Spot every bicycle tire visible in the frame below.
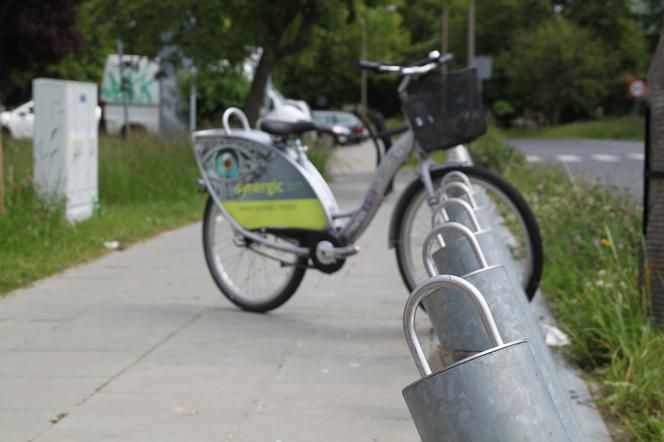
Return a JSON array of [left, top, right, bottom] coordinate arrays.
[[392, 165, 543, 301], [202, 196, 308, 312]]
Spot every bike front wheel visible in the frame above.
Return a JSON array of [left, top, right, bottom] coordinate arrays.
[[393, 165, 543, 300], [202, 196, 308, 312]]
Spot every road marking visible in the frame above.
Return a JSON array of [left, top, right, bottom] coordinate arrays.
[[591, 153, 620, 162], [555, 154, 581, 163], [627, 152, 645, 161], [526, 155, 542, 163]]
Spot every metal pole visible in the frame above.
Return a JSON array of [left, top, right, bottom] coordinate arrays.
[[0, 131, 4, 216], [115, 37, 130, 141], [441, 6, 449, 75], [360, 19, 368, 116], [190, 66, 197, 131], [467, 0, 476, 68]]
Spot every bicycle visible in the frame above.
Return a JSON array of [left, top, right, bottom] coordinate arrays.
[[193, 51, 543, 312]]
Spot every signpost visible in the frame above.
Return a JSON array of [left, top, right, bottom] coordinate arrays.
[[630, 80, 648, 100]]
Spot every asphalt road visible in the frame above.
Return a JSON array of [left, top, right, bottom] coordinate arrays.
[[508, 138, 645, 197]]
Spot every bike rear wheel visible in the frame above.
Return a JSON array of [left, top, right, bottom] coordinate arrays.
[[202, 196, 307, 312], [393, 165, 543, 300]]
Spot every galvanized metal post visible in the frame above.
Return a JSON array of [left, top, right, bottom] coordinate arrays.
[[190, 66, 197, 131], [115, 37, 130, 142]]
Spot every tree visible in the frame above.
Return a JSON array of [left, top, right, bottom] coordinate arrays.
[[0, 0, 83, 104], [503, 15, 610, 124], [234, 0, 342, 125], [553, 0, 650, 114], [274, 1, 411, 115], [0, 0, 83, 216]]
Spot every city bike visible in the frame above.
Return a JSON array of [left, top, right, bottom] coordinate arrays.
[[193, 51, 542, 312]]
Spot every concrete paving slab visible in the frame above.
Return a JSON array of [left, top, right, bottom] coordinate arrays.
[[35, 429, 225, 442], [255, 380, 410, 418], [0, 409, 61, 442], [0, 350, 137, 377], [0, 375, 105, 410], [52, 391, 250, 433], [232, 413, 416, 442]]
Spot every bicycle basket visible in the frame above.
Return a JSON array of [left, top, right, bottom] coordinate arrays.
[[400, 68, 486, 152]]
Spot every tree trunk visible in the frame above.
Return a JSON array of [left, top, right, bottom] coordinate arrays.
[[644, 2, 664, 327], [244, 48, 276, 127]]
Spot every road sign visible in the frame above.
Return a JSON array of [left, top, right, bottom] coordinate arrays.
[[630, 80, 648, 98]]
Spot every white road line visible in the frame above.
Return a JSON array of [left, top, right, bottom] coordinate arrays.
[[627, 152, 645, 161], [591, 153, 620, 162], [555, 154, 581, 163], [526, 154, 542, 163]]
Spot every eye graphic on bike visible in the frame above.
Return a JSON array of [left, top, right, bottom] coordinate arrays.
[[215, 149, 240, 179]]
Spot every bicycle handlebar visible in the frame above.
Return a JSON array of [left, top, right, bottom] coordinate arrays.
[[358, 52, 453, 76]]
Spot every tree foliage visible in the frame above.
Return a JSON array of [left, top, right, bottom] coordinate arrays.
[[0, 0, 660, 125], [0, 0, 83, 104], [275, 1, 411, 115], [503, 15, 610, 124]]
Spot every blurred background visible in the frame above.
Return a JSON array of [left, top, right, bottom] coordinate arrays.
[[0, 0, 660, 133]]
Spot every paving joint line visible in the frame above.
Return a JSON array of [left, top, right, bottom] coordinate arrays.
[[27, 309, 206, 442]]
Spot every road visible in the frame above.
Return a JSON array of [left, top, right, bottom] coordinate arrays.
[[508, 138, 645, 196]]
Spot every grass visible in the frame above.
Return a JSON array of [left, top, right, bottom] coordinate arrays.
[[469, 135, 663, 441], [0, 134, 205, 295], [499, 116, 645, 141]]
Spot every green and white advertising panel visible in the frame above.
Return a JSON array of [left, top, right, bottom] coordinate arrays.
[[194, 130, 337, 231]]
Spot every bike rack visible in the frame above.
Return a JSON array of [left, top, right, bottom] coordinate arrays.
[[402, 277, 572, 442], [419, 217, 581, 439]]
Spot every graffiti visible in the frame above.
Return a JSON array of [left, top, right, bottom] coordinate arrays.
[[101, 71, 156, 104]]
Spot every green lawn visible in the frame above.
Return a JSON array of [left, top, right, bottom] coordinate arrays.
[[0, 134, 206, 295], [500, 116, 645, 141]]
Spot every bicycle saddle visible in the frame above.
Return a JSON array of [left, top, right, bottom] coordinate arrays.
[[260, 119, 317, 136]]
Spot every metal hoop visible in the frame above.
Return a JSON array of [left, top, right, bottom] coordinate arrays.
[[403, 275, 504, 377], [422, 222, 489, 277]]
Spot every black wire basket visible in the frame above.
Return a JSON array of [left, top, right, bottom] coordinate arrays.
[[400, 68, 487, 152]]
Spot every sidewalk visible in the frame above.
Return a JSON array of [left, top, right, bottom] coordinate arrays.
[[0, 142, 610, 441], [1, 177, 421, 442]]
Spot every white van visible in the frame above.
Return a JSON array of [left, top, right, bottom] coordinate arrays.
[[101, 55, 176, 135]]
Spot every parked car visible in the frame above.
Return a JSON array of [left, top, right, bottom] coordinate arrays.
[[312, 110, 368, 145], [0, 101, 34, 139], [1, 100, 101, 139]]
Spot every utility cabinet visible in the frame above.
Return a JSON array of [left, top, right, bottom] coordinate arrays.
[[33, 79, 98, 222]]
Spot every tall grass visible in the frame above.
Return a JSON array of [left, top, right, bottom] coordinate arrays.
[[0, 134, 204, 294], [471, 134, 663, 441]]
